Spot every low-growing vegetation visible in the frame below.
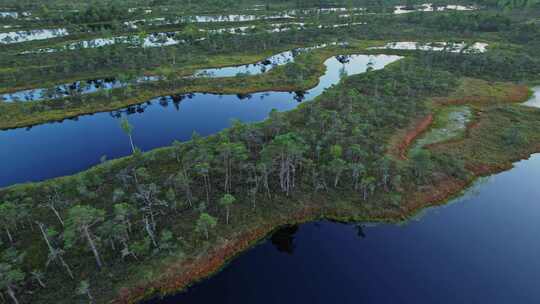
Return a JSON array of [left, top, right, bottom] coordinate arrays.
[[1, 1, 540, 303]]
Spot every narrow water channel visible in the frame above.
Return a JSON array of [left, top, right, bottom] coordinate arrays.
[[0, 54, 401, 187], [2, 44, 328, 102], [150, 153, 540, 304]]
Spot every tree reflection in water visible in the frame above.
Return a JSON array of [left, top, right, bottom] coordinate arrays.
[[355, 224, 366, 239], [270, 222, 366, 255], [270, 225, 299, 255]]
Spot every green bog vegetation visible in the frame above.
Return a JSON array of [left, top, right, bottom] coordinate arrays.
[[0, 0, 540, 303]]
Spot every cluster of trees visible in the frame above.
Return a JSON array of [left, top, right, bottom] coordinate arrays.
[[478, 0, 540, 9], [5, 5, 538, 93], [63, 4, 134, 24], [2, 3, 532, 91], [403, 12, 512, 32], [0, 58, 468, 302], [0, 20, 341, 90], [420, 48, 540, 82], [1, 3, 539, 302]]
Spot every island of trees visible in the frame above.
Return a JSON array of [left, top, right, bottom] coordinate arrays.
[[1, 0, 540, 303]]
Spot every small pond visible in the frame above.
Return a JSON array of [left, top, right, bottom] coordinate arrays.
[[0, 28, 68, 44]]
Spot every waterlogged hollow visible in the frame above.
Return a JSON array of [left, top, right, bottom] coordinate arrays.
[[202, 22, 306, 35], [194, 50, 297, 77], [201, 21, 364, 36], [149, 154, 540, 304], [523, 87, 540, 108], [0, 11, 31, 18], [0, 54, 402, 187], [124, 7, 363, 30], [413, 106, 472, 150], [194, 44, 338, 78], [123, 13, 295, 29], [0, 28, 68, 44], [23, 32, 185, 54], [191, 13, 295, 23], [369, 41, 488, 53], [394, 3, 476, 14], [1, 76, 160, 102]]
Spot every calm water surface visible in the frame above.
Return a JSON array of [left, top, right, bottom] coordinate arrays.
[[151, 154, 540, 304], [0, 54, 401, 187], [194, 43, 339, 78], [1, 76, 160, 103]]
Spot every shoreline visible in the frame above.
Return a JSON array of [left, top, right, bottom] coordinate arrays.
[[113, 145, 539, 304], [0, 43, 395, 130], [0, 53, 325, 130], [1, 50, 537, 304], [113, 84, 537, 303]]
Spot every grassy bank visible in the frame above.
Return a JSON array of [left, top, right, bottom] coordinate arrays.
[[1, 54, 540, 303], [0, 40, 383, 130]]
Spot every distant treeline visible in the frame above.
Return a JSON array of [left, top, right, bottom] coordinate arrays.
[[7, 0, 538, 13]]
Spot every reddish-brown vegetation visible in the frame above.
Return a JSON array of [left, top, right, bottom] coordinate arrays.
[[112, 82, 536, 304], [388, 114, 434, 160], [433, 84, 530, 106]]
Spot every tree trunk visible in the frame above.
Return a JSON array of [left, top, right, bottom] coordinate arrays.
[[263, 171, 271, 198], [204, 176, 210, 205], [36, 277, 46, 288], [7, 286, 19, 304], [49, 205, 64, 226], [5, 227, 13, 243], [86, 290, 94, 304], [224, 158, 229, 193], [122, 240, 138, 261], [126, 220, 132, 235], [129, 135, 136, 154], [144, 217, 158, 247], [226, 207, 230, 225], [148, 204, 157, 232], [84, 227, 103, 269], [363, 188, 367, 201], [186, 185, 193, 207], [133, 169, 140, 186], [37, 222, 74, 279], [59, 257, 75, 279]]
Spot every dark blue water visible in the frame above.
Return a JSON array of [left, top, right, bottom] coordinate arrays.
[[153, 154, 540, 304], [0, 54, 401, 187]]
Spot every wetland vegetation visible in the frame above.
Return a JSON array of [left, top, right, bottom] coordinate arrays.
[[1, 0, 540, 303]]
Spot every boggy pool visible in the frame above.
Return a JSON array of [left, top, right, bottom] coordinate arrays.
[[0, 54, 401, 187]]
